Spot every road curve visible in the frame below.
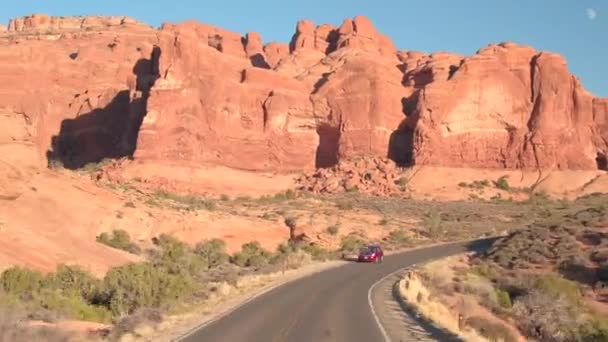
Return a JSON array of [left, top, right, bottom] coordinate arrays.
[[178, 238, 497, 342]]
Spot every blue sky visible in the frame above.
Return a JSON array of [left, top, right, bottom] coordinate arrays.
[[1, 0, 606, 96]]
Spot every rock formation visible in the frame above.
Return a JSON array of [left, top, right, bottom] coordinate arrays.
[[296, 157, 407, 196], [0, 13, 606, 178]]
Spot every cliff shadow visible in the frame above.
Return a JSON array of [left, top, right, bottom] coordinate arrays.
[[387, 91, 420, 167], [315, 123, 340, 168], [597, 152, 607, 171], [46, 47, 161, 169]]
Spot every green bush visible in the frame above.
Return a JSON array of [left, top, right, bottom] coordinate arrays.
[[230, 242, 272, 268], [534, 273, 582, 305], [35, 288, 111, 323], [326, 225, 339, 236], [43, 265, 101, 301], [300, 243, 333, 261], [96, 230, 140, 255], [152, 234, 206, 276], [101, 262, 195, 318], [339, 235, 365, 253], [1, 266, 112, 323], [194, 239, 229, 269], [495, 176, 510, 191], [0, 267, 43, 296], [494, 288, 512, 308]]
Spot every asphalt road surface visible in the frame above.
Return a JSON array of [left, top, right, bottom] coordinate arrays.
[[178, 238, 497, 342]]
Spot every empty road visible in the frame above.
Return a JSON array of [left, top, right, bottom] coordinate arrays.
[[178, 238, 497, 342]]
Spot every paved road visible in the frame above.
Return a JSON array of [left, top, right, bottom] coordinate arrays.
[[178, 238, 497, 342]]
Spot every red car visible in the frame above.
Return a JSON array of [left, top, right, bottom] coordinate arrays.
[[357, 244, 384, 263]]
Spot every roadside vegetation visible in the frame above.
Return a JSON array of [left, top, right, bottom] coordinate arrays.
[[6, 171, 607, 340], [407, 192, 608, 342]]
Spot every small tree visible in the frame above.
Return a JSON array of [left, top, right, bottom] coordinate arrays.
[[194, 239, 229, 269], [284, 217, 297, 241]]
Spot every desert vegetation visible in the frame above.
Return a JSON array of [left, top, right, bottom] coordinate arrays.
[[405, 193, 608, 342], [0, 231, 331, 340]]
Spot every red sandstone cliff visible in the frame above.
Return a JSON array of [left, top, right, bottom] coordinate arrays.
[[0, 13, 606, 174]]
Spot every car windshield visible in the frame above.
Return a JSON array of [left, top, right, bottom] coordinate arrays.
[[359, 247, 373, 254]]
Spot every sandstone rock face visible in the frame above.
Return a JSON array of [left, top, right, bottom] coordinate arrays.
[[0, 14, 605, 177], [0, 15, 159, 170], [405, 43, 608, 170], [7, 14, 149, 33]]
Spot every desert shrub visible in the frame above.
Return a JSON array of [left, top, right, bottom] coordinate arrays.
[[326, 225, 339, 236], [101, 262, 196, 318], [219, 194, 230, 201], [300, 243, 333, 261], [336, 200, 354, 210], [495, 288, 512, 309], [108, 308, 162, 339], [1, 266, 112, 323], [202, 264, 241, 286], [0, 267, 43, 297], [387, 229, 410, 246], [495, 176, 510, 191], [260, 212, 275, 220], [395, 177, 408, 191], [275, 189, 297, 201], [534, 273, 583, 305], [230, 242, 272, 268], [273, 250, 312, 270], [80, 159, 110, 174], [469, 263, 499, 279], [339, 235, 365, 253], [35, 288, 111, 323], [151, 234, 206, 276], [96, 229, 140, 255], [512, 288, 587, 342], [422, 211, 444, 239], [582, 315, 608, 342], [378, 218, 389, 226], [465, 316, 517, 342], [194, 239, 229, 269], [154, 191, 216, 211], [42, 264, 101, 302], [124, 201, 136, 208], [0, 308, 72, 342]]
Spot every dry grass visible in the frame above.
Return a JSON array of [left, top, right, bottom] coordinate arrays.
[[400, 256, 526, 342], [0, 308, 75, 342], [398, 268, 488, 341]]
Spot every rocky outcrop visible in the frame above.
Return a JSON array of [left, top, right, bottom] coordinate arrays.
[[0, 14, 605, 177], [406, 43, 608, 170], [7, 14, 149, 33], [0, 15, 159, 169], [295, 157, 407, 196]]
